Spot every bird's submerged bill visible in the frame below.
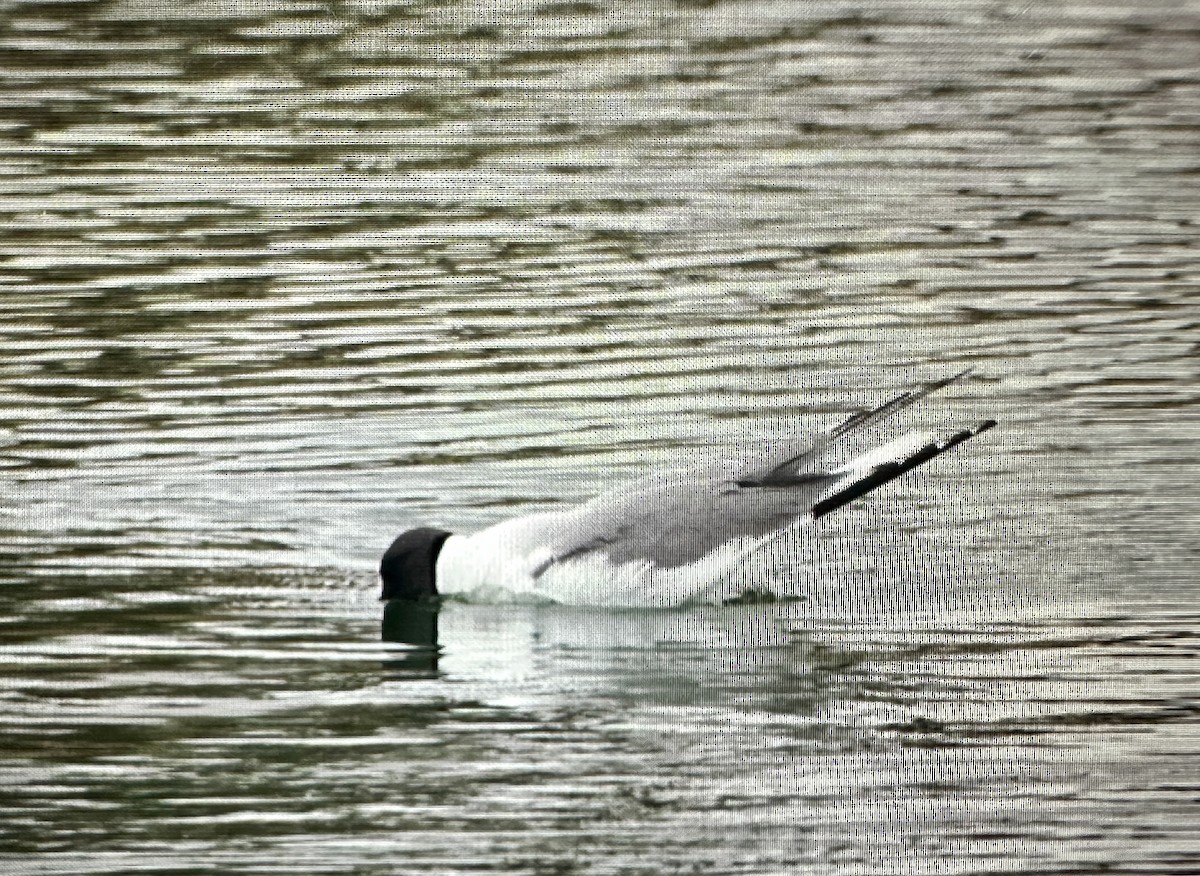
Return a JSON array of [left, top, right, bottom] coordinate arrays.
[[380, 372, 996, 607]]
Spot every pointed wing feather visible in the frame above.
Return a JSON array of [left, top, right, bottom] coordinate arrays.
[[500, 372, 991, 575], [738, 369, 974, 486], [829, 369, 972, 438], [812, 419, 996, 519]]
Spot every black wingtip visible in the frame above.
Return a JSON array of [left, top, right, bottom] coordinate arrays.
[[811, 416, 997, 520], [829, 369, 977, 440], [928, 367, 974, 392]]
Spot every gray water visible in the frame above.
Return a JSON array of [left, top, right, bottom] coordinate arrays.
[[1, 0, 1198, 872]]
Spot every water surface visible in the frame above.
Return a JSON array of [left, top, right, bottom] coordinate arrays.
[[1, 0, 1197, 872]]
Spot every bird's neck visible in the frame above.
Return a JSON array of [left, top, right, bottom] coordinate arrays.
[[435, 532, 545, 597]]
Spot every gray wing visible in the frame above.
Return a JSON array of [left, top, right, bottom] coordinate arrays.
[[523, 371, 993, 572], [536, 467, 840, 569]]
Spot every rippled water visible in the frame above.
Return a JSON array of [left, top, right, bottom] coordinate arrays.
[[1, 0, 1197, 872]]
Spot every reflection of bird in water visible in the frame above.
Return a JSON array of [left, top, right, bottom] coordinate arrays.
[[380, 598, 440, 669], [380, 372, 995, 607]]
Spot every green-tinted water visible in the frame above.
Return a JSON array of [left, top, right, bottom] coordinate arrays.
[[1, 0, 1197, 872]]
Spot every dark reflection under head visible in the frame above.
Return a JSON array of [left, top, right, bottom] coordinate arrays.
[[381, 598, 441, 675]]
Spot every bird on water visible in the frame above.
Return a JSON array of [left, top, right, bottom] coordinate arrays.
[[380, 371, 995, 606]]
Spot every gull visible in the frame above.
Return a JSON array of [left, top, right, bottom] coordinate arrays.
[[380, 371, 995, 605]]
